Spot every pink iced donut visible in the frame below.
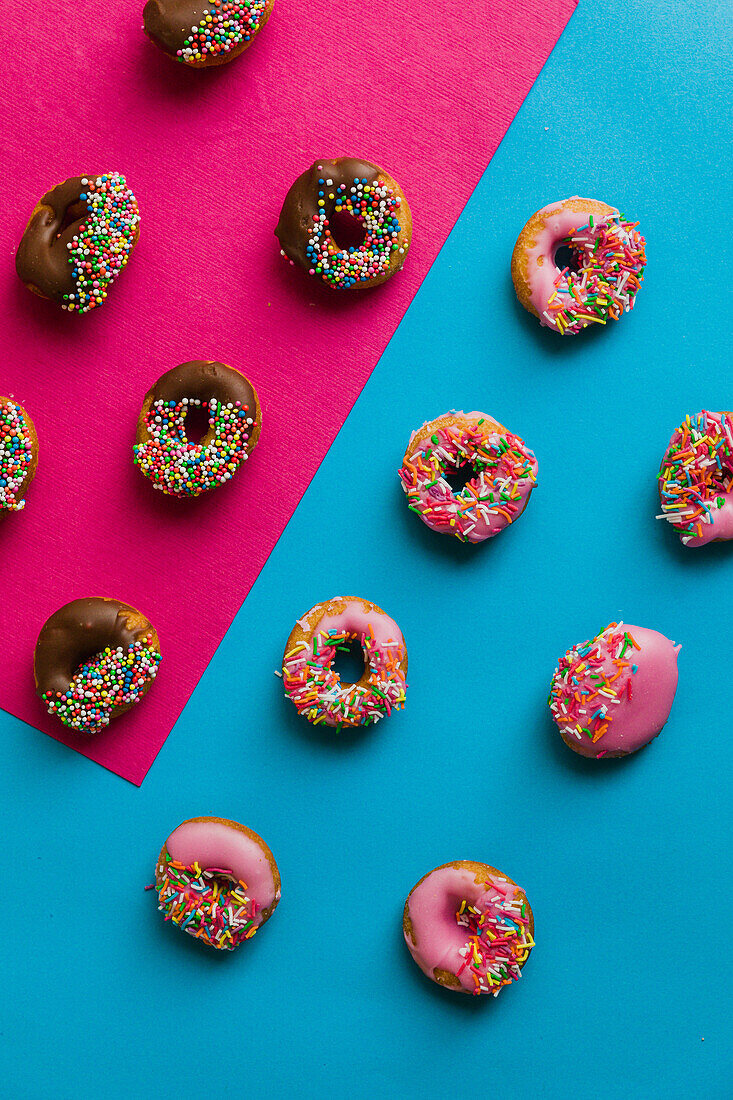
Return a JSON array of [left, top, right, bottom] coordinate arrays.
[[281, 596, 407, 728], [403, 861, 535, 997], [153, 816, 281, 950], [511, 197, 646, 335], [549, 623, 680, 758], [399, 411, 538, 543], [657, 410, 733, 547]]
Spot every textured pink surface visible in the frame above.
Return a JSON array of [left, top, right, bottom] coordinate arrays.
[[0, 0, 576, 784]]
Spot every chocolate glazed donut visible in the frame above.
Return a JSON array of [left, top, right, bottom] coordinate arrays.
[[15, 177, 88, 302], [143, 0, 274, 67], [34, 598, 160, 705], [134, 361, 261, 497], [275, 157, 412, 290], [16, 174, 140, 312]]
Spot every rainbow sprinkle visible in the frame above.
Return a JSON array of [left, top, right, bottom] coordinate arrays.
[[42, 636, 161, 734], [549, 623, 639, 746], [177, 0, 267, 64], [283, 627, 406, 727], [399, 416, 537, 542], [455, 887, 534, 996], [657, 410, 733, 544], [544, 213, 646, 334], [63, 174, 139, 313], [155, 854, 259, 949], [0, 400, 34, 511], [291, 172, 405, 288], [133, 397, 254, 497]]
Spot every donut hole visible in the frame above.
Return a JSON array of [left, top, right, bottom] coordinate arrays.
[[553, 242, 582, 274], [329, 210, 367, 252], [183, 401, 212, 445], [443, 461, 475, 496], [56, 199, 88, 238], [331, 636, 365, 685]]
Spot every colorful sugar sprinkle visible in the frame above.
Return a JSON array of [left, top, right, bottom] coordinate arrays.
[[133, 397, 254, 497], [548, 623, 639, 746], [286, 172, 406, 288], [0, 400, 34, 511], [455, 886, 534, 997], [399, 416, 537, 542], [544, 213, 646, 334], [283, 627, 406, 727], [155, 854, 260, 949], [657, 410, 733, 545], [63, 174, 139, 313], [42, 636, 161, 734], [177, 0, 268, 64]]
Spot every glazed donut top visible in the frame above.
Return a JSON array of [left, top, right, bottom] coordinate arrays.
[[399, 411, 538, 543], [0, 399, 36, 512], [143, 0, 269, 65], [282, 597, 407, 727], [520, 198, 646, 334], [404, 863, 534, 997], [155, 817, 281, 950], [34, 598, 161, 734], [275, 158, 408, 289], [549, 623, 680, 757], [133, 361, 259, 497], [16, 174, 139, 313], [657, 410, 733, 547]]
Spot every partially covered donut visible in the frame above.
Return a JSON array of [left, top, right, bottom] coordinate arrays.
[[0, 397, 38, 514], [399, 410, 538, 542], [403, 861, 535, 996], [511, 197, 646, 334], [276, 158, 411, 290], [16, 174, 140, 313], [143, 0, 274, 67], [549, 622, 680, 757], [153, 816, 281, 950], [133, 360, 261, 497], [657, 410, 733, 546], [282, 596, 407, 728], [34, 598, 161, 735]]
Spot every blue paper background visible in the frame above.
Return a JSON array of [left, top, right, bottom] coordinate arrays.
[[3, 0, 732, 1096]]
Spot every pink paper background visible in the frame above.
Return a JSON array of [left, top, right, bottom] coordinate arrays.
[[0, 0, 576, 784]]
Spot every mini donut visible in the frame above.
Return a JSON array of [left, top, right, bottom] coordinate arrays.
[[16, 174, 140, 313], [34, 597, 161, 735], [133, 360, 261, 497], [549, 622, 680, 758], [511, 197, 646, 334], [143, 0, 273, 67], [275, 158, 411, 290], [399, 410, 538, 543], [282, 596, 407, 728], [0, 397, 38, 514], [657, 410, 733, 547], [403, 861, 535, 997], [153, 816, 281, 950]]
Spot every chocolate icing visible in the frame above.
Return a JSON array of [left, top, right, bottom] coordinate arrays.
[[275, 158, 383, 270], [15, 176, 88, 302], [34, 598, 159, 698], [135, 360, 260, 446], [143, 1, 210, 56]]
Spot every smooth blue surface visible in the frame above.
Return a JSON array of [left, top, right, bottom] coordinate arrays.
[[3, 2, 732, 1096]]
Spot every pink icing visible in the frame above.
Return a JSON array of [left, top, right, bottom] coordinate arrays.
[[283, 598, 407, 727], [165, 819, 279, 911], [550, 624, 680, 757], [404, 865, 532, 996], [399, 411, 538, 543], [524, 200, 612, 323], [657, 410, 733, 547]]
